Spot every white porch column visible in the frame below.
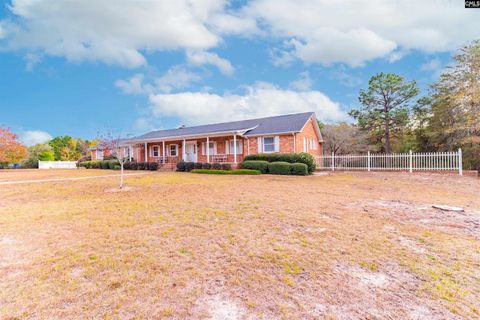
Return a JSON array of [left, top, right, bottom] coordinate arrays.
[[182, 139, 186, 161], [144, 142, 147, 161], [206, 136, 210, 163], [162, 141, 165, 164], [233, 133, 237, 164], [129, 146, 132, 161]]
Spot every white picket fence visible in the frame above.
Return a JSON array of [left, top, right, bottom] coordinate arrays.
[[38, 161, 77, 169], [315, 149, 463, 175]]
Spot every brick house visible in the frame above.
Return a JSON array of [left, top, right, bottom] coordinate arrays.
[[91, 112, 323, 168]]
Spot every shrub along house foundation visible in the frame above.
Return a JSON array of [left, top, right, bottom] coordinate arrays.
[[91, 112, 323, 170]]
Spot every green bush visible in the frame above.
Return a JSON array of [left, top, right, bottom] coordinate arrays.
[[185, 162, 195, 172], [202, 163, 211, 169], [130, 162, 138, 170], [113, 165, 121, 170], [221, 163, 231, 170], [241, 160, 269, 174], [108, 160, 119, 169], [79, 161, 90, 168], [191, 169, 261, 175], [243, 153, 315, 173], [176, 161, 186, 172], [137, 162, 145, 170], [211, 163, 222, 170], [148, 162, 159, 171], [268, 161, 292, 175], [291, 162, 308, 175], [90, 160, 101, 169], [100, 161, 109, 169], [194, 162, 203, 169]]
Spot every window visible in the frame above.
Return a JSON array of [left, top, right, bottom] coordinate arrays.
[[169, 144, 178, 156], [152, 146, 159, 157], [96, 149, 104, 160], [263, 137, 275, 153], [229, 140, 243, 154], [203, 141, 216, 155]]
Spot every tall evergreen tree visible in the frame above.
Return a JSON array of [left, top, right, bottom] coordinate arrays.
[[350, 73, 419, 153]]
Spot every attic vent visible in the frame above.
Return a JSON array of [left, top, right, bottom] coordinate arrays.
[[178, 124, 186, 129]]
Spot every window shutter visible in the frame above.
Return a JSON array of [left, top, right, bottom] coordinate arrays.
[[274, 136, 280, 152], [257, 137, 262, 153]]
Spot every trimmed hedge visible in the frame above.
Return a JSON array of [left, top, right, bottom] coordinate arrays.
[[176, 161, 186, 172], [267, 161, 292, 175], [191, 169, 261, 175], [194, 162, 203, 169], [291, 162, 308, 175], [221, 163, 231, 170], [202, 163, 211, 169], [241, 160, 269, 174], [211, 163, 222, 170], [185, 162, 195, 172], [243, 153, 315, 173]]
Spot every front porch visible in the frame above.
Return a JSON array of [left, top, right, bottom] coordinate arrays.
[[128, 134, 251, 170]]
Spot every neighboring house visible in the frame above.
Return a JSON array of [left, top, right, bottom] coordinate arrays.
[[91, 112, 323, 168]]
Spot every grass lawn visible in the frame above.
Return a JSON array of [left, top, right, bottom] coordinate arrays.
[[1, 170, 479, 319]]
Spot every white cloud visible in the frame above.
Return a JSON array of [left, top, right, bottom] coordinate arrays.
[[147, 82, 349, 125], [330, 68, 363, 88], [155, 66, 201, 92], [244, 0, 480, 66], [116, 66, 201, 95], [24, 52, 42, 72], [186, 50, 234, 75], [289, 71, 313, 91], [115, 74, 152, 95], [20, 130, 52, 146], [0, 0, 245, 68], [420, 58, 441, 72]]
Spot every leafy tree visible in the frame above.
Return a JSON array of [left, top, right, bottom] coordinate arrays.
[[48, 136, 82, 161], [349, 73, 419, 153], [0, 127, 28, 164], [23, 143, 55, 168], [321, 123, 371, 154], [423, 40, 480, 169]]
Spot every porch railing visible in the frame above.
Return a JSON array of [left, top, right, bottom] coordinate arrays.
[[315, 149, 463, 175]]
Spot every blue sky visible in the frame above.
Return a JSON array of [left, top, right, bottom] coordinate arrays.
[[0, 0, 478, 145]]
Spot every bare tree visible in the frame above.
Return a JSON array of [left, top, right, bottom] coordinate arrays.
[[321, 123, 371, 155], [98, 132, 129, 189]]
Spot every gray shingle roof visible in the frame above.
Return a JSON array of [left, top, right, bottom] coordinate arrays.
[[127, 112, 315, 141]]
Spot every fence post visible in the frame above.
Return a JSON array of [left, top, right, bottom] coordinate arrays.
[[458, 148, 462, 176], [409, 150, 413, 173], [367, 151, 371, 172], [331, 152, 335, 171]]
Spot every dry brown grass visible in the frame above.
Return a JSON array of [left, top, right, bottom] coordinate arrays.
[[0, 170, 479, 319]]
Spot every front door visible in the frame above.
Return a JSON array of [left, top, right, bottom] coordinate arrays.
[[185, 142, 197, 162]]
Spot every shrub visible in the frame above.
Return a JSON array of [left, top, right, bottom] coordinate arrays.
[[244, 153, 315, 173], [79, 161, 90, 168], [184, 162, 195, 172], [123, 161, 131, 170], [148, 162, 159, 171], [268, 161, 292, 175], [113, 165, 121, 170], [194, 162, 203, 169], [176, 161, 186, 172], [130, 162, 138, 170], [191, 169, 261, 175], [211, 163, 222, 170], [202, 163, 211, 169], [221, 163, 231, 170], [291, 163, 308, 175], [137, 162, 145, 170], [90, 161, 101, 169], [241, 160, 269, 174], [100, 161, 109, 169], [108, 160, 119, 169]]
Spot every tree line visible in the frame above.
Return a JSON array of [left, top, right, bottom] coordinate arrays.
[[321, 40, 479, 170]]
